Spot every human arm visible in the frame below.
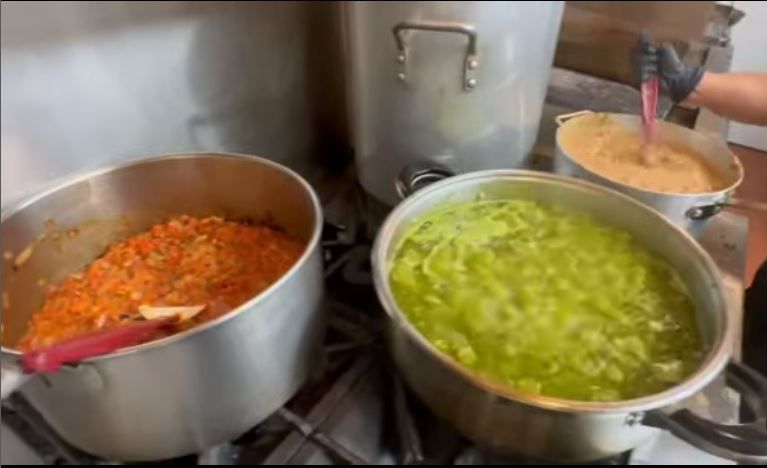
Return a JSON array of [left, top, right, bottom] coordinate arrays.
[[685, 72, 767, 126], [636, 32, 767, 125]]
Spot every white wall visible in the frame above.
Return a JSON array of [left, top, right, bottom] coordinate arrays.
[[727, 1, 767, 150]]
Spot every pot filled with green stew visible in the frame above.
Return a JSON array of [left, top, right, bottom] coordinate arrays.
[[372, 169, 767, 463]]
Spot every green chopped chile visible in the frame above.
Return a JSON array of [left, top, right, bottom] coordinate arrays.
[[389, 199, 702, 401]]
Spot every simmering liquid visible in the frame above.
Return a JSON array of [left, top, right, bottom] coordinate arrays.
[[390, 199, 703, 401]]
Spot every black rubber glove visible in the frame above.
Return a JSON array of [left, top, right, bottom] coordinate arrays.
[[635, 31, 704, 103]]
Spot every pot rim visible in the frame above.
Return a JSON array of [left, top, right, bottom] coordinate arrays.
[[555, 112, 745, 198], [1, 152, 323, 361], [372, 169, 732, 414]]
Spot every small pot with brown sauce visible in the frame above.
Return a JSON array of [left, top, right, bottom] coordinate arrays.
[[553, 111, 749, 234]]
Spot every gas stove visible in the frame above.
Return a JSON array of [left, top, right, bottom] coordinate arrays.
[[0, 173, 748, 465]]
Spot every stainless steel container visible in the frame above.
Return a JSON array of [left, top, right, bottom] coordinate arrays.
[[1, 2, 348, 208], [345, 1, 564, 205], [0, 153, 325, 461], [372, 169, 767, 463], [553, 112, 745, 233]]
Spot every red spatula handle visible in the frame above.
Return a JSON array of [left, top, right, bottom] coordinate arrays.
[[641, 75, 660, 143], [22, 318, 173, 373]]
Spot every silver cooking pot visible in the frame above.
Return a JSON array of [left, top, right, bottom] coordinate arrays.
[[373, 167, 767, 463], [0, 153, 325, 461], [552, 111, 764, 235]]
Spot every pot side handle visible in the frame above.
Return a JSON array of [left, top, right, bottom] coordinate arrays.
[[643, 361, 767, 464], [686, 198, 767, 220], [554, 110, 594, 127], [395, 162, 455, 199], [392, 21, 478, 92]]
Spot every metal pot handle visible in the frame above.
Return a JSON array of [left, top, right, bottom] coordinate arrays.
[[395, 162, 455, 199], [1, 365, 31, 400], [554, 110, 594, 127], [686, 198, 767, 220], [392, 21, 478, 91], [643, 361, 767, 463]]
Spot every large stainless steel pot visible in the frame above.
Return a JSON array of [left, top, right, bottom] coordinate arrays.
[[553, 112, 750, 235], [372, 169, 767, 463], [0, 153, 325, 461], [345, 1, 564, 205]]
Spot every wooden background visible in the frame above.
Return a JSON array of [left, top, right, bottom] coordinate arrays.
[[554, 1, 715, 85]]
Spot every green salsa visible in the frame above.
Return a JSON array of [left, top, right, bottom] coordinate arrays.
[[390, 198, 702, 401]]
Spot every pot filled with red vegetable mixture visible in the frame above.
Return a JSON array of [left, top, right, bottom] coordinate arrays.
[[373, 169, 767, 463], [0, 153, 325, 461]]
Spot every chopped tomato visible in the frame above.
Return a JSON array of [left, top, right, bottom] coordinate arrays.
[[18, 216, 305, 350]]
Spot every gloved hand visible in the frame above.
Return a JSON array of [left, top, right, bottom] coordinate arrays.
[[635, 31, 704, 103]]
